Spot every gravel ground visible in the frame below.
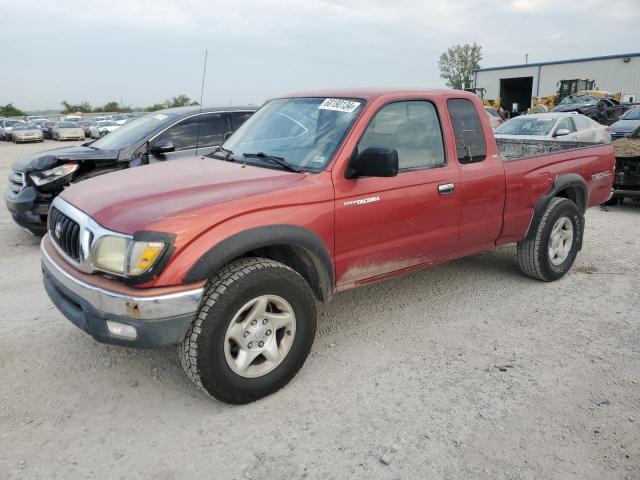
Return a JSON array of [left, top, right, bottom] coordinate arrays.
[[0, 140, 638, 480]]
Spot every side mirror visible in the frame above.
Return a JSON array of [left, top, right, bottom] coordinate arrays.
[[554, 128, 571, 137], [223, 131, 234, 141], [348, 146, 399, 179], [150, 138, 175, 154]]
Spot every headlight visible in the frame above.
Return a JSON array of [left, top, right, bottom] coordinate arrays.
[[29, 162, 78, 186], [92, 236, 166, 277]]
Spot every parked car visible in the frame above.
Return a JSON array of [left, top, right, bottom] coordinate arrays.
[[494, 112, 611, 143], [77, 121, 92, 138], [40, 121, 57, 139], [484, 106, 503, 129], [6, 106, 257, 234], [52, 122, 85, 141], [38, 89, 615, 403], [1, 119, 26, 141], [606, 106, 640, 205], [63, 115, 83, 123], [11, 123, 44, 143], [610, 105, 640, 139], [32, 118, 51, 129], [552, 93, 627, 125], [111, 114, 129, 125], [89, 120, 120, 138], [92, 116, 113, 123]]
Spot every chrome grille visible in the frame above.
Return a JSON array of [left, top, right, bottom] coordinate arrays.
[[48, 206, 81, 260], [6, 170, 24, 199]]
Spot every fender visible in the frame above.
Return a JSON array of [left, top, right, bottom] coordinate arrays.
[[524, 173, 588, 248], [182, 225, 334, 301]]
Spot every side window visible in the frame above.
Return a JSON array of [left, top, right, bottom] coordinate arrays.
[[230, 111, 254, 130], [358, 101, 445, 170], [157, 113, 228, 150], [196, 113, 229, 147], [447, 99, 487, 164], [556, 117, 575, 132], [573, 116, 591, 130]]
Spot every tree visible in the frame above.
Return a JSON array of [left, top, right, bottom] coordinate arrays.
[[145, 103, 167, 112], [438, 43, 482, 90], [0, 103, 25, 117], [61, 100, 93, 113], [166, 94, 199, 108]]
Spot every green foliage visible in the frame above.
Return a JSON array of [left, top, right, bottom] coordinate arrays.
[[0, 103, 25, 117], [61, 100, 93, 113], [165, 94, 199, 108], [145, 103, 168, 112], [96, 101, 133, 113], [438, 43, 482, 90]]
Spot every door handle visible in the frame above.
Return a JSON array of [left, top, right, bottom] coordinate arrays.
[[438, 183, 455, 195]]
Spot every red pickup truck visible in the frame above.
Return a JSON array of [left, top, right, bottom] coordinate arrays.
[[41, 89, 615, 403]]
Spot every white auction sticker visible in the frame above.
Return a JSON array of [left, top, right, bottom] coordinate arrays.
[[154, 114, 168, 120], [318, 98, 361, 113]]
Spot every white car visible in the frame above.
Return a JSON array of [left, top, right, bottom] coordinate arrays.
[[484, 106, 503, 129], [1, 119, 26, 141], [494, 112, 611, 143], [89, 120, 120, 138]]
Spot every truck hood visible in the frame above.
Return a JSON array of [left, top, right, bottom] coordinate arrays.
[[60, 157, 306, 234], [12, 145, 120, 173]]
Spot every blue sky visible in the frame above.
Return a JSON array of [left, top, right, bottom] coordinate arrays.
[[1, 0, 638, 110]]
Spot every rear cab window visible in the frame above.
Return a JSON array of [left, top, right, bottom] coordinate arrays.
[[447, 99, 487, 164]]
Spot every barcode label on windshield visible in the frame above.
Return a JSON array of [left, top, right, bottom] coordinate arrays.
[[319, 98, 361, 113]]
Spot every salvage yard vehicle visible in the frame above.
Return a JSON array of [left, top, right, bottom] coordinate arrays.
[[494, 112, 611, 143], [11, 123, 44, 143], [52, 122, 85, 141], [552, 93, 627, 125], [39, 89, 615, 404], [89, 120, 120, 138], [606, 106, 640, 204], [1, 119, 26, 141], [5, 106, 257, 234]]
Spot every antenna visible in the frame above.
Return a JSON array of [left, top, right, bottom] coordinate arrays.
[[195, 49, 208, 157]]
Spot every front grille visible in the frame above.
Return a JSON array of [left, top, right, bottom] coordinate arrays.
[[6, 170, 24, 199], [48, 206, 81, 260], [611, 132, 631, 139]]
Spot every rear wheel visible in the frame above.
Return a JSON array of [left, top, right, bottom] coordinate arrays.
[[517, 197, 582, 281], [179, 257, 317, 404]]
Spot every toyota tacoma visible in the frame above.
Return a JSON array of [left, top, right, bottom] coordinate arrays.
[[40, 89, 615, 404]]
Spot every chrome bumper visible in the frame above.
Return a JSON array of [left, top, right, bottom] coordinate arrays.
[[41, 239, 203, 321]]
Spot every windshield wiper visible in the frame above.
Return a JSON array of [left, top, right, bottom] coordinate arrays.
[[208, 145, 235, 161], [242, 152, 300, 172]]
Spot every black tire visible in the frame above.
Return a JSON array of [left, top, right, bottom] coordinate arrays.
[[179, 257, 317, 404], [517, 197, 582, 281], [603, 194, 624, 206]]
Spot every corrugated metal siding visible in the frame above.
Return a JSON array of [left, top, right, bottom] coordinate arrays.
[[538, 57, 640, 98], [474, 56, 640, 100]]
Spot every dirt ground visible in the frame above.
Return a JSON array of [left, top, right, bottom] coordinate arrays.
[[0, 140, 638, 480]]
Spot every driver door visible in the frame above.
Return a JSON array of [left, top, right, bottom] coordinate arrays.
[[333, 100, 462, 287]]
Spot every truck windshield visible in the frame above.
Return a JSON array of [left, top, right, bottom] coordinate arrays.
[[495, 116, 557, 136], [221, 97, 365, 172], [90, 112, 178, 150]]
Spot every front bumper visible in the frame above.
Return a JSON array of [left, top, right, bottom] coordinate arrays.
[[5, 184, 49, 235], [41, 236, 204, 348]]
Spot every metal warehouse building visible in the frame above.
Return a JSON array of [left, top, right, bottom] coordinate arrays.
[[473, 52, 640, 114]]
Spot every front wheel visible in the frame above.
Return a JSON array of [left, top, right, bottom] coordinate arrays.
[[517, 197, 582, 281], [179, 257, 317, 404]]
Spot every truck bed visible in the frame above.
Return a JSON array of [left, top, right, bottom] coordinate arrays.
[[496, 138, 602, 161], [496, 142, 616, 244]]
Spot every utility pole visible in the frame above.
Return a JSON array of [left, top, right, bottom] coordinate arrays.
[[525, 53, 528, 64]]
